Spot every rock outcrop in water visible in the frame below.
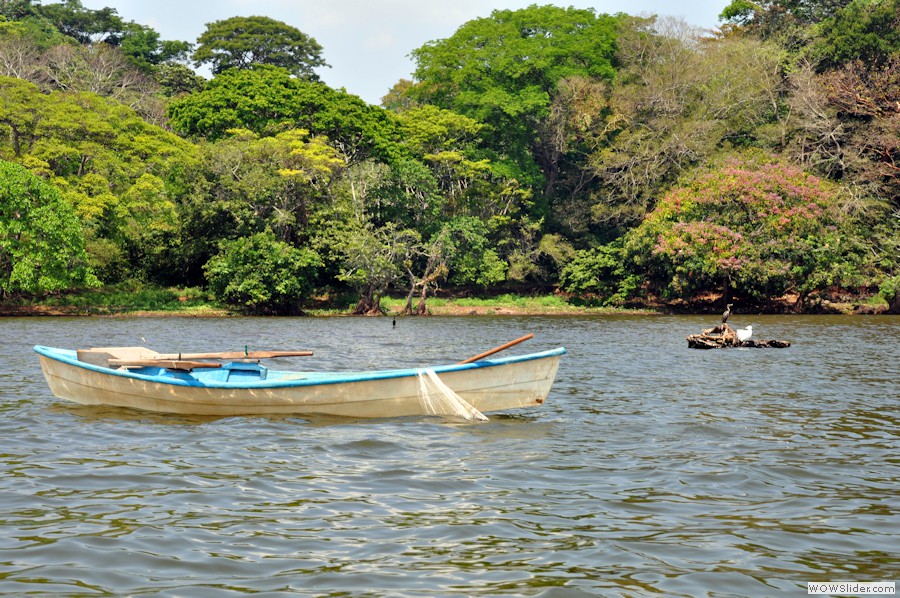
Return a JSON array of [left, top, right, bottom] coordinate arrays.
[[687, 323, 791, 350]]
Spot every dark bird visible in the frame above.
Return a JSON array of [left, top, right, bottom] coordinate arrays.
[[392, 317, 396, 328], [721, 303, 733, 324]]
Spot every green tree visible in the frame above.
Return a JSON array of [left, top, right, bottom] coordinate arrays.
[[36, 0, 124, 45], [192, 16, 327, 79], [440, 217, 508, 287], [0, 159, 98, 298], [392, 104, 552, 284], [380, 78, 418, 113], [1, 0, 191, 71], [410, 4, 619, 187], [177, 128, 343, 287], [0, 10, 72, 50], [167, 66, 400, 164], [337, 222, 416, 315], [204, 231, 321, 315], [119, 21, 192, 72], [559, 241, 638, 306], [153, 61, 205, 97], [0, 76, 199, 283], [719, 0, 852, 33], [880, 275, 900, 312], [399, 229, 446, 316], [813, 0, 900, 69], [0, 76, 45, 158], [195, 128, 341, 233], [0, 0, 39, 20], [394, 104, 489, 222]]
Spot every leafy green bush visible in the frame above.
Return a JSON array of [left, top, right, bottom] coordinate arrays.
[[204, 232, 322, 314], [0, 160, 98, 299], [880, 275, 900, 313], [559, 242, 639, 306], [443, 217, 508, 287], [624, 153, 865, 303]]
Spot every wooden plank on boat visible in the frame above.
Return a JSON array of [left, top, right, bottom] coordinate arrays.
[[78, 347, 160, 366], [78, 346, 311, 368], [110, 359, 223, 370]]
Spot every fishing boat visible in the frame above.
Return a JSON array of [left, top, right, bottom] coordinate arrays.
[[33, 336, 565, 419]]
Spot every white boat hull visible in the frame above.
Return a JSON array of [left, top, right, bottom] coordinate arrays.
[[35, 346, 564, 418]]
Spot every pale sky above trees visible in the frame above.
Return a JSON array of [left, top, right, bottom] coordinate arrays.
[[77, 0, 729, 104]]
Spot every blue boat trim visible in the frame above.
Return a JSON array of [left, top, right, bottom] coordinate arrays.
[[33, 345, 567, 389]]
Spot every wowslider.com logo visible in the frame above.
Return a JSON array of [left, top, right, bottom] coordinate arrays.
[[808, 582, 895, 595]]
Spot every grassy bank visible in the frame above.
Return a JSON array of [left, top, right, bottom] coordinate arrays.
[[374, 294, 647, 316], [2, 284, 889, 317], [1, 284, 228, 316], [3, 285, 652, 317]]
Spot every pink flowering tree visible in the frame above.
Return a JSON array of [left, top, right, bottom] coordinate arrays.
[[624, 153, 865, 305]]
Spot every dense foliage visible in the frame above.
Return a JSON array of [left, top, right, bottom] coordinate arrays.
[[203, 231, 321, 315], [409, 5, 619, 190], [0, 2, 897, 313], [0, 75, 199, 283], [192, 16, 327, 79], [624, 153, 866, 306], [0, 159, 97, 297]]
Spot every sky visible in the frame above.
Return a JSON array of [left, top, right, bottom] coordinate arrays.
[[79, 0, 732, 105]]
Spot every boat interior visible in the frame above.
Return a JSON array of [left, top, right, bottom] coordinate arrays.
[[75, 346, 271, 381]]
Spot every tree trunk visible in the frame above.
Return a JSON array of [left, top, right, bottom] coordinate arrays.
[[353, 287, 383, 315], [401, 264, 418, 316], [414, 284, 429, 316], [890, 286, 900, 314], [401, 284, 416, 316], [9, 125, 21, 157]]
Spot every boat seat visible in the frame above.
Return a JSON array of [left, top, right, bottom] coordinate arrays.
[[77, 346, 160, 367]]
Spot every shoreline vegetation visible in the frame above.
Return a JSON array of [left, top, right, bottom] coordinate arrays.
[[2, 5, 899, 319], [0, 285, 892, 318]]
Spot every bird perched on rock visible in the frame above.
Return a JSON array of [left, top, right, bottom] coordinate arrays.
[[722, 303, 733, 324], [736, 325, 753, 342]]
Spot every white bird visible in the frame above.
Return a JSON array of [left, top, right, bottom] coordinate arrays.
[[736, 325, 753, 342]]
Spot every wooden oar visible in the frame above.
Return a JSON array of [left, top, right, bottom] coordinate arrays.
[[153, 350, 313, 360], [457, 333, 534, 364], [110, 359, 223, 370]]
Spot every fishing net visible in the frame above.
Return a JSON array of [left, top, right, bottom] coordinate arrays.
[[417, 369, 488, 422]]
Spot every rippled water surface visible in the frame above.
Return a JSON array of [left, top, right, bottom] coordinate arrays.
[[2, 315, 898, 596]]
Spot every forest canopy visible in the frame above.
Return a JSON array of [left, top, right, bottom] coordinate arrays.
[[0, 1, 898, 313]]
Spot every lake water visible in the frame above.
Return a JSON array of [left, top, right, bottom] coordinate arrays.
[[1, 315, 898, 597]]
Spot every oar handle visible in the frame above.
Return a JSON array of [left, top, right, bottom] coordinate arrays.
[[457, 333, 534, 364]]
